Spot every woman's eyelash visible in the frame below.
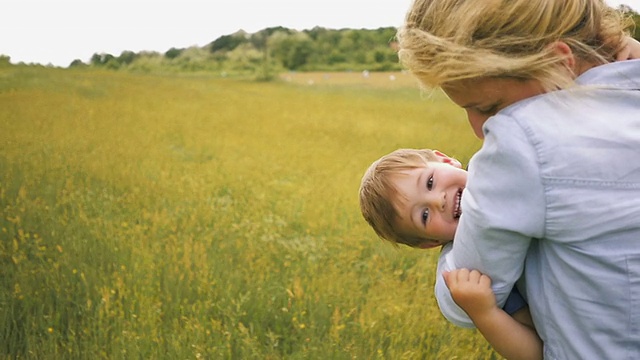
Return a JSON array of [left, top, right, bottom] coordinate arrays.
[[478, 105, 498, 115]]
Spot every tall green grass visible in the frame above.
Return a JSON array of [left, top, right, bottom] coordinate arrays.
[[0, 66, 496, 359]]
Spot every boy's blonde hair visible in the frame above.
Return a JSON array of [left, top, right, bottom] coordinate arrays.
[[359, 148, 440, 247], [397, 0, 633, 91]]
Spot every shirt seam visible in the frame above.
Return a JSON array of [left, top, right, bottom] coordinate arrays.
[[542, 177, 640, 189]]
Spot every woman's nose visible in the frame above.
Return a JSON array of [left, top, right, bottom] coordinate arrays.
[[466, 111, 487, 139]]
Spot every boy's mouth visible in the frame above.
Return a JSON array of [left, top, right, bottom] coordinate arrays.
[[453, 188, 463, 219]]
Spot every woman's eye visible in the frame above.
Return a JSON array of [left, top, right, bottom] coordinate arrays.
[[477, 105, 498, 115], [426, 176, 434, 190], [422, 209, 430, 225]]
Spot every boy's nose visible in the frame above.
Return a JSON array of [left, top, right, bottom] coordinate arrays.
[[434, 192, 446, 212]]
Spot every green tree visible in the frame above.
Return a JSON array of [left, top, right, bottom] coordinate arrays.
[[90, 53, 115, 67], [617, 5, 640, 40], [226, 43, 262, 71], [271, 32, 313, 70], [118, 51, 137, 65], [210, 32, 248, 52], [164, 47, 183, 59], [0, 55, 11, 67], [69, 59, 87, 68], [79, 26, 405, 73]]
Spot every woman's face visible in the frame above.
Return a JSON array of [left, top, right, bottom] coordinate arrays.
[[443, 77, 545, 139]]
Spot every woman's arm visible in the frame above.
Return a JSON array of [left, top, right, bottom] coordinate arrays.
[[438, 115, 545, 318], [444, 269, 542, 360]]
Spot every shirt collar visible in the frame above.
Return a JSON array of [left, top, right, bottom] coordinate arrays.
[[576, 59, 640, 90]]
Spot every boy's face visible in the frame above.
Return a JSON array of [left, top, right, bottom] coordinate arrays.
[[391, 162, 467, 248]]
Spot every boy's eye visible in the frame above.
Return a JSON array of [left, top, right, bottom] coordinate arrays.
[[422, 209, 430, 225], [426, 175, 434, 190]]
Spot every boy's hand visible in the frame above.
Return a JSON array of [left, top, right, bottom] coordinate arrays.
[[616, 36, 640, 61], [443, 268, 498, 318]]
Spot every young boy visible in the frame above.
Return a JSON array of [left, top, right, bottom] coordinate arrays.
[[359, 148, 541, 360]]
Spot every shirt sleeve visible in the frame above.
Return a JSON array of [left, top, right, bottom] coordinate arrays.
[[434, 242, 476, 327], [434, 113, 546, 326]]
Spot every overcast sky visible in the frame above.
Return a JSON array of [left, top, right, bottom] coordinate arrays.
[[3, 0, 639, 67]]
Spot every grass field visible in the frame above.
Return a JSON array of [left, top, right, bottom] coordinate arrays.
[[0, 65, 498, 359]]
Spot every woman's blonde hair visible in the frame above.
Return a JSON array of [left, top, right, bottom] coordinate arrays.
[[359, 148, 440, 248], [397, 0, 633, 91]]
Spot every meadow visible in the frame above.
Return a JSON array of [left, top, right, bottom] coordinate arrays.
[[0, 65, 498, 359]]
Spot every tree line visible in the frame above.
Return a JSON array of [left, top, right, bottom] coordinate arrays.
[[62, 5, 639, 77], [69, 26, 402, 79]]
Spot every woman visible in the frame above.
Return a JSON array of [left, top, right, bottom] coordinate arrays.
[[396, 0, 640, 358]]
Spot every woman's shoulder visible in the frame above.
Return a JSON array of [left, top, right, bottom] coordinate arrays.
[[576, 59, 640, 88]]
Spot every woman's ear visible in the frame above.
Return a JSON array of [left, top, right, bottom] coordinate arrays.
[[434, 150, 462, 169], [548, 41, 576, 73]]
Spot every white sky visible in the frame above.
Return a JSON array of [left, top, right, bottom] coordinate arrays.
[[3, 0, 639, 67]]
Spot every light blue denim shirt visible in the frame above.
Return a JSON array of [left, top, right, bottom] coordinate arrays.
[[435, 60, 640, 359]]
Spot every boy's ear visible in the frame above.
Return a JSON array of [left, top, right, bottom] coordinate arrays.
[[434, 150, 462, 169]]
